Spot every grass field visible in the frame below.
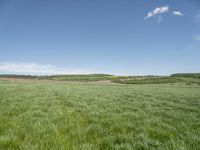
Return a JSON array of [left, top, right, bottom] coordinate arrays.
[[0, 79, 200, 150]]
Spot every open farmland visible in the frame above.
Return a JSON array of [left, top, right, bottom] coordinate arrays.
[[0, 79, 200, 150]]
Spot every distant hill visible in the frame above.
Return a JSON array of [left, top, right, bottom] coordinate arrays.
[[43, 74, 115, 81], [0, 74, 37, 79], [171, 73, 200, 78], [1, 73, 200, 84], [0, 74, 115, 81]]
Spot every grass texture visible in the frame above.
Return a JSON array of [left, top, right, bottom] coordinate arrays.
[[0, 80, 200, 150]]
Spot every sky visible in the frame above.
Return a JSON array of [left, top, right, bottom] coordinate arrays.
[[0, 0, 200, 75]]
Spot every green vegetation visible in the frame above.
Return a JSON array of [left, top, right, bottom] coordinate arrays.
[[47, 74, 115, 81], [0, 74, 115, 81], [171, 73, 200, 78], [0, 74, 37, 79], [1, 73, 200, 84], [0, 80, 200, 150], [111, 77, 181, 84]]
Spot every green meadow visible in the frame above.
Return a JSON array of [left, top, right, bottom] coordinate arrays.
[[0, 78, 200, 150]]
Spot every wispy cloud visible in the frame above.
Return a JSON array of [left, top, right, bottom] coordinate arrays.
[[144, 6, 183, 22], [192, 35, 200, 49], [157, 15, 163, 24], [195, 12, 200, 23], [0, 62, 94, 75], [172, 11, 183, 16], [144, 6, 169, 20], [194, 35, 200, 42]]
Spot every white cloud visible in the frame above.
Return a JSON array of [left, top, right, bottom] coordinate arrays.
[[144, 6, 169, 20], [144, 6, 184, 22], [0, 62, 94, 75], [172, 11, 183, 16]]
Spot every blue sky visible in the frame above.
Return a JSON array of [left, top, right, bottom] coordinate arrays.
[[0, 0, 200, 75]]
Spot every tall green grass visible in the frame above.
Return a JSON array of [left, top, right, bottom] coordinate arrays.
[[0, 81, 200, 149]]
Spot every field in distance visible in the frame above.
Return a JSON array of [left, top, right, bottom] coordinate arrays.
[[0, 73, 200, 84], [0, 73, 200, 149]]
